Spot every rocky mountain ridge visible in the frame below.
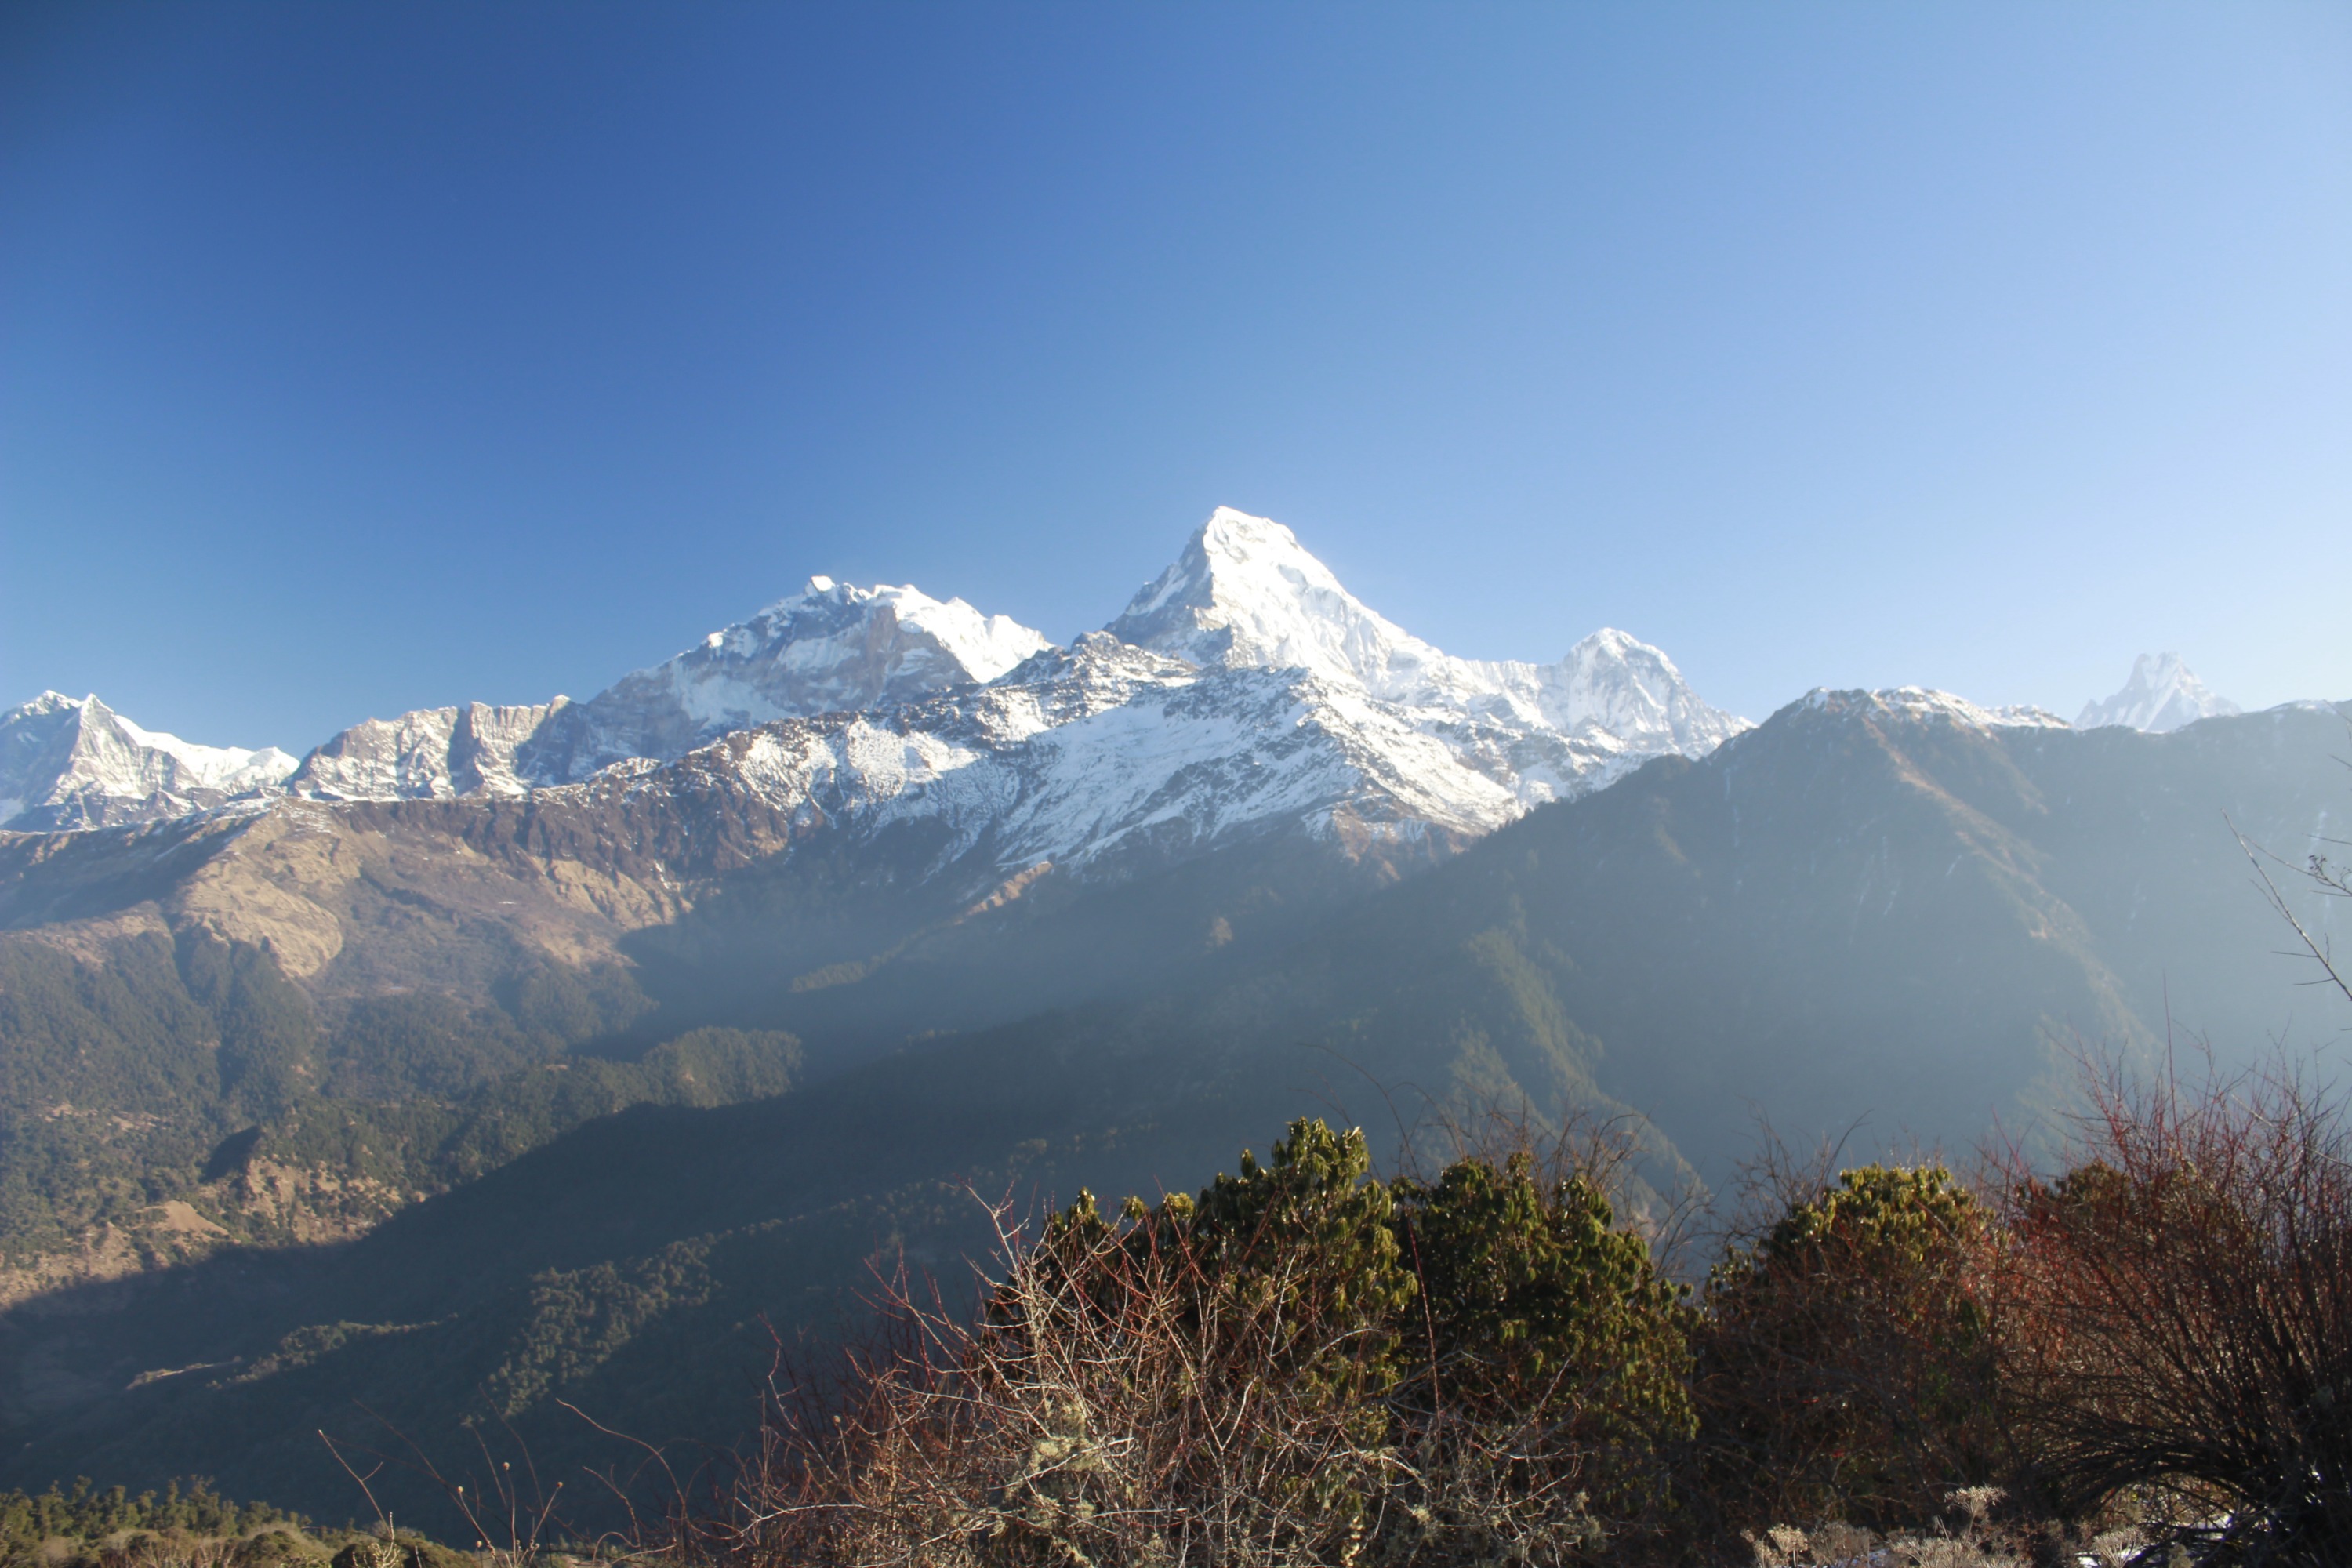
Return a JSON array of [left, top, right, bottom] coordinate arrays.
[[2, 512, 1750, 874], [5, 514, 2303, 886]]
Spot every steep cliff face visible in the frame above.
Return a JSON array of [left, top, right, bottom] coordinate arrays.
[[285, 700, 568, 800]]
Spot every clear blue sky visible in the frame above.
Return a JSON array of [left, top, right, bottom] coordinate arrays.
[[3, 2, 2347, 750]]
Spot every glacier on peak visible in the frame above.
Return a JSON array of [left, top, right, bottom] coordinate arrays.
[[0, 691, 296, 831], [2076, 654, 2240, 734]]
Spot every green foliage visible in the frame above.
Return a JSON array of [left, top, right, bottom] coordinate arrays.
[[1698, 1164, 2004, 1533], [1025, 1119, 1697, 1552], [0, 936, 235, 1251], [175, 935, 318, 1117], [323, 993, 557, 1102], [1395, 1152, 1698, 1517], [0, 1477, 297, 1563], [0, 1477, 479, 1568], [483, 1235, 721, 1417], [1182, 1118, 1417, 1391], [264, 1025, 801, 1200], [501, 959, 652, 1047]]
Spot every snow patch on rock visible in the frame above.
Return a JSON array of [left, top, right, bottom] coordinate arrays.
[[1799, 687, 2072, 732]]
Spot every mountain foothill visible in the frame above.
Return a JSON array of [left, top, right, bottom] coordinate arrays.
[[0, 507, 2339, 1522]]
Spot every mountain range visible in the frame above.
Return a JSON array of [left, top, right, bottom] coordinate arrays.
[[0, 512, 1759, 1067], [0, 508, 2341, 1524], [3, 507, 2252, 844], [0, 693, 299, 832], [2, 510, 1746, 847]]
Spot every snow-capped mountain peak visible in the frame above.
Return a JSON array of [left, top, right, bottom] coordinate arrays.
[[35, 509, 1750, 901], [1107, 507, 1445, 695], [740, 575, 1051, 690], [524, 573, 1051, 779], [1109, 508, 1748, 762], [2075, 654, 2240, 734], [289, 575, 1054, 800], [1, 691, 296, 830]]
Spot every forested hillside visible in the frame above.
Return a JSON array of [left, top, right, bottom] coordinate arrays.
[[0, 927, 797, 1292]]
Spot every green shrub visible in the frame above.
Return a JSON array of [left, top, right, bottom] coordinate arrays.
[[0, 1479, 301, 1568], [1392, 1150, 1697, 1525], [1696, 1164, 2004, 1534], [711, 1117, 1693, 1566]]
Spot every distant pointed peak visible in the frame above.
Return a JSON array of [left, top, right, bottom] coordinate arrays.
[[2076, 653, 2239, 733], [1566, 627, 1647, 660], [1190, 506, 1329, 582]]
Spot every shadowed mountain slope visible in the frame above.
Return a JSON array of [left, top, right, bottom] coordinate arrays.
[[2, 692, 2341, 1526]]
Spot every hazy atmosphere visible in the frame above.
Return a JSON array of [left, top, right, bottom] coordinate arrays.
[[5, 2, 2347, 750]]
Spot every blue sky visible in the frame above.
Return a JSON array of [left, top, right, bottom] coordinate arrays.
[[3, 2, 2347, 750]]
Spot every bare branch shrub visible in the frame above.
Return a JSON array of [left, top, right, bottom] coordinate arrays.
[[653, 1119, 1690, 1567], [1994, 1058, 2352, 1563], [2229, 723, 2352, 1012]]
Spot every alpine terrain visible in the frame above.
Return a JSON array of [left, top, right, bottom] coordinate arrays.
[[0, 507, 2343, 1529], [0, 509, 1747, 1073]]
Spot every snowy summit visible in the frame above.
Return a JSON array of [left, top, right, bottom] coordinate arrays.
[[0, 692, 296, 831], [9, 509, 1754, 888], [1108, 508, 1743, 753], [2075, 654, 2241, 734]]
